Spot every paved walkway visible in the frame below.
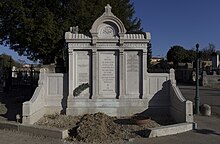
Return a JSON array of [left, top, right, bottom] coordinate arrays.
[[0, 129, 64, 144], [178, 85, 220, 115], [130, 115, 220, 144]]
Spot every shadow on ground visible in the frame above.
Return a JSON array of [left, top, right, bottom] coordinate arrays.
[[0, 86, 33, 122], [194, 129, 220, 136], [114, 117, 134, 125]]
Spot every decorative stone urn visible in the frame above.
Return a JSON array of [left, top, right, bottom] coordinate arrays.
[[199, 104, 211, 116]]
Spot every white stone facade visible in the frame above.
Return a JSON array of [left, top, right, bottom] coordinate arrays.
[[22, 4, 193, 124], [65, 4, 151, 116], [65, 4, 150, 100]]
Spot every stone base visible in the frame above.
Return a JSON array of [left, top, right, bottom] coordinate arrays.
[[66, 98, 170, 117], [148, 122, 196, 138]]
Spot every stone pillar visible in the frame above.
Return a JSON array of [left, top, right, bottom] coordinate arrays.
[[143, 49, 148, 98], [169, 68, 176, 86], [68, 49, 74, 97], [202, 71, 207, 86], [216, 54, 219, 67], [119, 49, 125, 98], [92, 49, 98, 98], [211, 52, 219, 68]]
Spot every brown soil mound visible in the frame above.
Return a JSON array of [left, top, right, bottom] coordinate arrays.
[[72, 113, 121, 143], [35, 113, 80, 129]]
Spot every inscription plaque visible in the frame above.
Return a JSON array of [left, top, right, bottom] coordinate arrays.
[[126, 51, 139, 94], [76, 51, 90, 96], [99, 52, 116, 95]]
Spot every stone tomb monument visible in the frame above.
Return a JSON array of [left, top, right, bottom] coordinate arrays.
[[65, 4, 149, 116], [22, 4, 193, 124]]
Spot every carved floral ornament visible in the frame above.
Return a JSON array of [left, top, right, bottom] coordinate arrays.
[[99, 25, 115, 38], [102, 26, 114, 35]]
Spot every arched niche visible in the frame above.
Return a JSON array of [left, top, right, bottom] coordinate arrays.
[[90, 4, 126, 42]]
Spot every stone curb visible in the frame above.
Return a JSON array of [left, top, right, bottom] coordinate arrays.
[[0, 121, 197, 140], [0, 121, 69, 139], [147, 122, 197, 138]]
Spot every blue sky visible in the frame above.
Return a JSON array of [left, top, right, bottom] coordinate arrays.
[[0, 45, 35, 64], [132, 0, 220, 57], [1, 0, 220, 63]]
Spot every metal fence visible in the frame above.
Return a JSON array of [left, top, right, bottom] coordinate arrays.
[[1, 66, 40, 101]]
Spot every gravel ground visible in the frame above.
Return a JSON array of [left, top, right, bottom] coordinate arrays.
[[0, 129, 64, 144]]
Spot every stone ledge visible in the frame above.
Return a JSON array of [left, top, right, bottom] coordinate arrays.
[[0, 121, 68, 139], [147, 122, 197, 138], [0, 121, 197, 140]]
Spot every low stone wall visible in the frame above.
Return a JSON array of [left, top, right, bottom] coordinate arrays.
[[22, 68, 67, 124], [142, 72, 170, 116], [202, 71, 220, 87], [170, 84, 193, 123], [43, 73, 68, 114], [22, 69, 193, 124], [22, 69, 46, 124]]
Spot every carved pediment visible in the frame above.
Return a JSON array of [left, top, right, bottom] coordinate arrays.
[[90, 4, 126, 43], [65, 4, 151, 45]]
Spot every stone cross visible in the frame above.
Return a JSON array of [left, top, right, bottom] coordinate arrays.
[[105, 4, 112, 16]]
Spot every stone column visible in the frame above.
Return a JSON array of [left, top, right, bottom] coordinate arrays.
[[92, 49, 98, 98], [169, 68, 176, 86], [119, 49, 125, 98], [143, 49, 148, 98], [68, 49, 74, 97]]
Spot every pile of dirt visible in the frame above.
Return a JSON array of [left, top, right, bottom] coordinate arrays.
[[35, 113, 80, 129], [35, 112, 161, 143], [69, 112, 136, 143]]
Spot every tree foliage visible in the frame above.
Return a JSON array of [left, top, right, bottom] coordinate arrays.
[[166, 45, 198, 68], [201, 43, 216, 61], [166, 44, 217, 68], [186, 49, 197, 62], [167, 45, 188, 64], [0, 0, 143, 64], [0, 54, 20, 67]]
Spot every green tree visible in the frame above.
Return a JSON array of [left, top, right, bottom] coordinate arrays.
[[0, 54, 19, 67], [0, 0, 143, 64], [185, 49, 197, 62], [167, 45, 188, 67]]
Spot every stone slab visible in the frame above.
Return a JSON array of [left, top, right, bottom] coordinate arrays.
[[148, 122, 197, 138], [0, 121, 68, 139], [99, 51, 117, 96]]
